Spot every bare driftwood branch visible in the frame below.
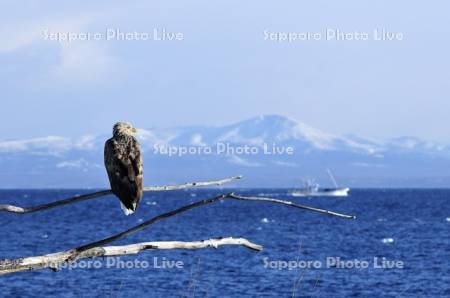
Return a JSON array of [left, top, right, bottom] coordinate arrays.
[[71, 193, 354, 256], [142, 175, 241, 191], [0, 237, 262, 275], [228, 193, 356, 219], [1, 191, 355, 256], [0, 192, 355, 275], [0, 175, 242, 214]]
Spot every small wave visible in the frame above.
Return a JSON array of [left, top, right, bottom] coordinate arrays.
[[382, 238, 394, 244], [413, 218, 424, 224], [190, 193, 197, 197], [377, 218, 387, 222], [261, 218, 270, 223], [446, 217, 450, 222], [146, 201, 157, 205]]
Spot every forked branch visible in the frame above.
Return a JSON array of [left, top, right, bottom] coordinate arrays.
[[71, 192, 354, 255], [0, 192, 355, 276], [0, 175, 242, 214]]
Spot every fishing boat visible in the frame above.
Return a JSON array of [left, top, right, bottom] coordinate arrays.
[[291, 170, 349, 197]]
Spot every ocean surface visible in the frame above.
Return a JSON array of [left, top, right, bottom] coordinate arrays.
[[0, 189, 449, 297]]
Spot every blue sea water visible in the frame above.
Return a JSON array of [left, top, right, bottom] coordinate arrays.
[[0, 189, 449, 297]]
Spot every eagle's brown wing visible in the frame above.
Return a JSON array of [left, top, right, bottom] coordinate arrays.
[[104, 137, 143, 214]]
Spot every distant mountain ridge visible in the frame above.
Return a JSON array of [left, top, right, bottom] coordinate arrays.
[[0, 115, 449, 188]]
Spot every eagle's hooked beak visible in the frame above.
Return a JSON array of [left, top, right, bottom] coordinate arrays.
[[131, 127, 139, 133]]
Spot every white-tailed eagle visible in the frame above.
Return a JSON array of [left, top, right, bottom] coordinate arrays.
[[104, 122, 143, 215]]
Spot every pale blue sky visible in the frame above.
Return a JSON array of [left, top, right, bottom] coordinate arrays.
[[1, 1, 449, 142]]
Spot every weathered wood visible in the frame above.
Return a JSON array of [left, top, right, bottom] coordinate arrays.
[[143, 175, 242, 191], [0, 176, 242, 214], [0, 189, 356, 276], [0, 237, 262, 275], [70, 193, 355, 257], [0, 176, 355, 219], [228, 193, 356, 219]]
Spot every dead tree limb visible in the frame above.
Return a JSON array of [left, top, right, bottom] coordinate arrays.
[[70, 193, 354, 257], [2, 191, 355, 256], [228, 193, 356, 219], [0, 175, 242, 214], [0, 237, 262, 275], [0, 192, 355, 276]]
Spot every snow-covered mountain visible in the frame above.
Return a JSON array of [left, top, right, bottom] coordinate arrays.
[[0, 115, 449, 188]]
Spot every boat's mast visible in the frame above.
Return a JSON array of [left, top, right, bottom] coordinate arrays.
[[327, 169, 339, 188]]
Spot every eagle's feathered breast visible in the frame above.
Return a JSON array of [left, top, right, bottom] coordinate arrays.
[[104, 134, 143, 215]]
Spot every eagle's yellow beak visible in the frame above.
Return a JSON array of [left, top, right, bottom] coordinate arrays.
[[131, 127, 139, 133]]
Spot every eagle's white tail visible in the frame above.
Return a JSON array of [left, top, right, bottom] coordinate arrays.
[[120, 202, 135, 216]]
